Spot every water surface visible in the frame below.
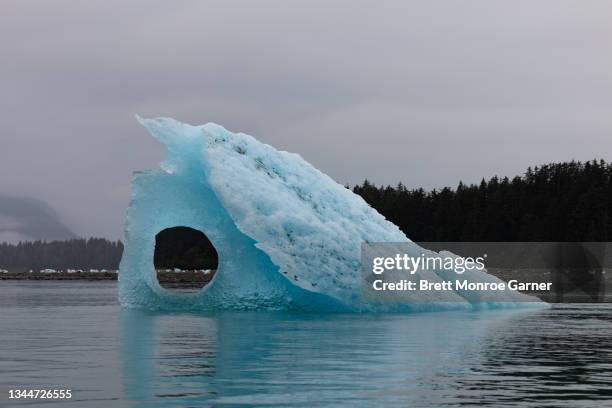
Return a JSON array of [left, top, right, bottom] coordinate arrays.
[[1, 281, 611, 407]]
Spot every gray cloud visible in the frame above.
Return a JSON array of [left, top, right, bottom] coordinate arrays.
[[0, 195, 77, 242], [1, 1, 612, 240]]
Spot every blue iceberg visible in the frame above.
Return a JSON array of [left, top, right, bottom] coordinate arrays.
[[119, 117, 545, 312]]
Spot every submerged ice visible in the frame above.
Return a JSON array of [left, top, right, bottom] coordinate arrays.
[[119, 117, 544, 312]]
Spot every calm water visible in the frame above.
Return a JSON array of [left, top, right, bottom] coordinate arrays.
[[1, 281, 611, 407]]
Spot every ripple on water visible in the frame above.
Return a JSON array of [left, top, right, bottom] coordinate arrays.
[[1, 281, 611, 407]]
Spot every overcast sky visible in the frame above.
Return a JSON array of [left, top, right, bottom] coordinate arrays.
[[2, 1, 612, 241]]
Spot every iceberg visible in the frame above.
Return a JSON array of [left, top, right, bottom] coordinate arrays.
[[119, 117, 545, 312]]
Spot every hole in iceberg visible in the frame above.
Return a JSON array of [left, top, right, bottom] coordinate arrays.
[[153, 226, 218, 293]]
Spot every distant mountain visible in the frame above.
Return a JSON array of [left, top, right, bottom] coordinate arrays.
[[0, 195, 76, 242]]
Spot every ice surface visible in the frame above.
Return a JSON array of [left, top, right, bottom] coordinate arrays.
[[119, 117, 546, 312]]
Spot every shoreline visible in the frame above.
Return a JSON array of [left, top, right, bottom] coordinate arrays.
[[0, 270, 214, 284]]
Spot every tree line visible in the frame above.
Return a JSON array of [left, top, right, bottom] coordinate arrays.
[[0, 228, 217, 272], [1, 160, 611, 271], [0, 238, 123, 271], [353, 160, 612, 241]]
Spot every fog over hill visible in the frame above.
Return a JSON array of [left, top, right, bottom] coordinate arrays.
[[0, 195, 77, 243]]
